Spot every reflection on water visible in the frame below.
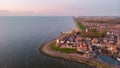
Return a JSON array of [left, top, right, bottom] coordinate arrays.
[[0, 16, 95, 68]]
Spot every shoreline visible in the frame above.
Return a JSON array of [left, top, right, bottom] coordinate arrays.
[[39, 18, 120, 68], [40, 40, 95, 67], [40, 39, 118, 68]]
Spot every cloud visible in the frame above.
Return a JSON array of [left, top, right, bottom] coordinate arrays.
[[18, 11, 33, 13], [0, 10, 34, 16], [7, 11, 35, 16], [0, 10, 9, 13]]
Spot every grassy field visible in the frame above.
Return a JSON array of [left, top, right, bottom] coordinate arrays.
[[76, 21, 86, 30], [50, 43, 112, 68], [50, 43, 77, 53], [50, 43, 111, 68]]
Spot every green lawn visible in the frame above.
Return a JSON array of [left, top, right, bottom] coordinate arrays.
[[50, 43, 77, 53], [50, 43, 111, 68], [76, 21, 86, 30]]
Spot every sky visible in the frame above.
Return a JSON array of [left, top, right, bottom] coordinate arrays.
[[0, 0, 120, 16]]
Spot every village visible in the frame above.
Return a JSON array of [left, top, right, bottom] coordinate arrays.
[[55, 17, 120, 62]]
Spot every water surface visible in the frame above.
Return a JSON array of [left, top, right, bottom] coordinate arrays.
[[0, 16, 95, 68]]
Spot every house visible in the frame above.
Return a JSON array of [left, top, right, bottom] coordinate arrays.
[[100, 41, 106, 47], [108, 45, 117, 53], [77, 40, 88, 53], [91, 38, 98, 46], [103, 37, 108, 43]]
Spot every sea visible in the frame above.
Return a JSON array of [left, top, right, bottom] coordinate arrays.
[[0, 16, 96, 68]]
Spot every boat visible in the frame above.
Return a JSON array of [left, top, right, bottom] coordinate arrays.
[[117, 58, 120, 61]]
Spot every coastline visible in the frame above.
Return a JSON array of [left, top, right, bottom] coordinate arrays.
[[40, 40, 95, 67], [39, 18, 120, 68], [40, 39, 116, 68]]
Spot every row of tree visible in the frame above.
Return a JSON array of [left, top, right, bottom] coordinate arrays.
[[81, 28, 107, 38]]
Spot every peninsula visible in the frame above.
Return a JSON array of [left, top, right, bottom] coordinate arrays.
[[40, 16, 120, 68]]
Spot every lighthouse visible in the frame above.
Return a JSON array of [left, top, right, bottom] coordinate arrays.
[[86, 28, 88, 32], [56, 38, 60, 46]]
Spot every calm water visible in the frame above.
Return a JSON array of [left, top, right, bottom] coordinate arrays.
[[0, 16, 95, 68], [98, 55, 120, 65]]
